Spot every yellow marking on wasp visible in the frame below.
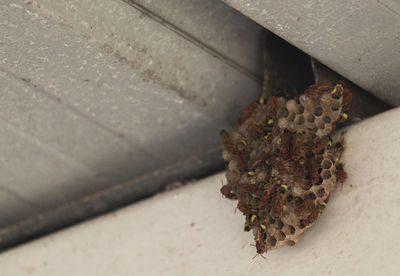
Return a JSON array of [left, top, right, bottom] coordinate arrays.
[[259, 97, 264, 104], [341, 113, 348, 119], [248, 171, 255, 176], [240, 139, 247, 145], [264, 133, 271, 140], [277, 180, 281, 185], [280, 184, 288, 190], [320, 201, 327, 207], [330, 86, 337, 94], [251, 214, 257, 223], [260, 224, 267, 230], [267, 119, 274, 125]]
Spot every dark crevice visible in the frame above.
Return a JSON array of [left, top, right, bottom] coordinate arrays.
[[262, 31, 315, 98]]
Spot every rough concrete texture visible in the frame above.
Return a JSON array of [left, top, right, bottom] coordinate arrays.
[[0, 0, 262, 234], [1, 107, 399, 275], [124, 0, 264, 77], [22, 0, 263, 121], [223, 0, 400, 105]]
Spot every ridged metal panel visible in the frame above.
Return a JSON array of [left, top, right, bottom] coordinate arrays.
[[0, 0, 263, 245]]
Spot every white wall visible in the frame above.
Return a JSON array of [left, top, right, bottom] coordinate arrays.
[[1, 108, 399, 275]]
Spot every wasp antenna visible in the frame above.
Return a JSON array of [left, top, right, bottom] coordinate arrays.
[[252, 253, 266, 259]]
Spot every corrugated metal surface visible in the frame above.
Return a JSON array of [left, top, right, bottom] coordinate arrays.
[[0, 0, 263, 246], [223, 0, 400, 105]]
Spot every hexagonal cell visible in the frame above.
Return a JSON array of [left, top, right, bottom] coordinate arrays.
[[321, 159, 333, 169], [331, 86, 343, 99], [288, 112, 296, 122], [306, 113, 315, 123], [296, 105, 305, 114], [316, 119, 325, 129], [267, 236, 277, 247], [316, 187, 325, 197], [286, 99, 298, 112], [295, 115, 305, 126], [331, 102, 341, 112], [323, 116, 332, 124], [313, 105, 323, 117], [287, 240, 296, 246], [275, 231, 286, 241], [278, 117, 289, 129], [321, 169, 332, 179], [299, 95, 307, 105]]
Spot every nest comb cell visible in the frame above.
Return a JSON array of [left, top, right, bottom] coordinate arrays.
[[220, 82, 351, 257]]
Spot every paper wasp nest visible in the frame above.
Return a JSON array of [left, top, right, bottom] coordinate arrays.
[[220, 83, 351, 256]]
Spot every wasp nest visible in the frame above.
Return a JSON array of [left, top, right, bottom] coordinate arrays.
[[220, 83, 351, 257]]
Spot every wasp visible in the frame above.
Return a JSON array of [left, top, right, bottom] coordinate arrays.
[[265, 96, 277, 118], [293, 164, 305, 184], [341, 82, 352, 111], [336, 163, 346, 183], [302, 207, 321, 227], [236, 201, 252, 215], [245, 184, 259, 193], [247, 123, 265, 138], [292, 146, 302, 160], [252, 228, 267, 259], [220, 184, 236, 199], [236, 101, 257, 126], [220, 130, 235, 153], [308, 157, 320, 186], [294, 198, 315, 217], [280, 130, 292, 160], [272, 195, 284, 218]]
